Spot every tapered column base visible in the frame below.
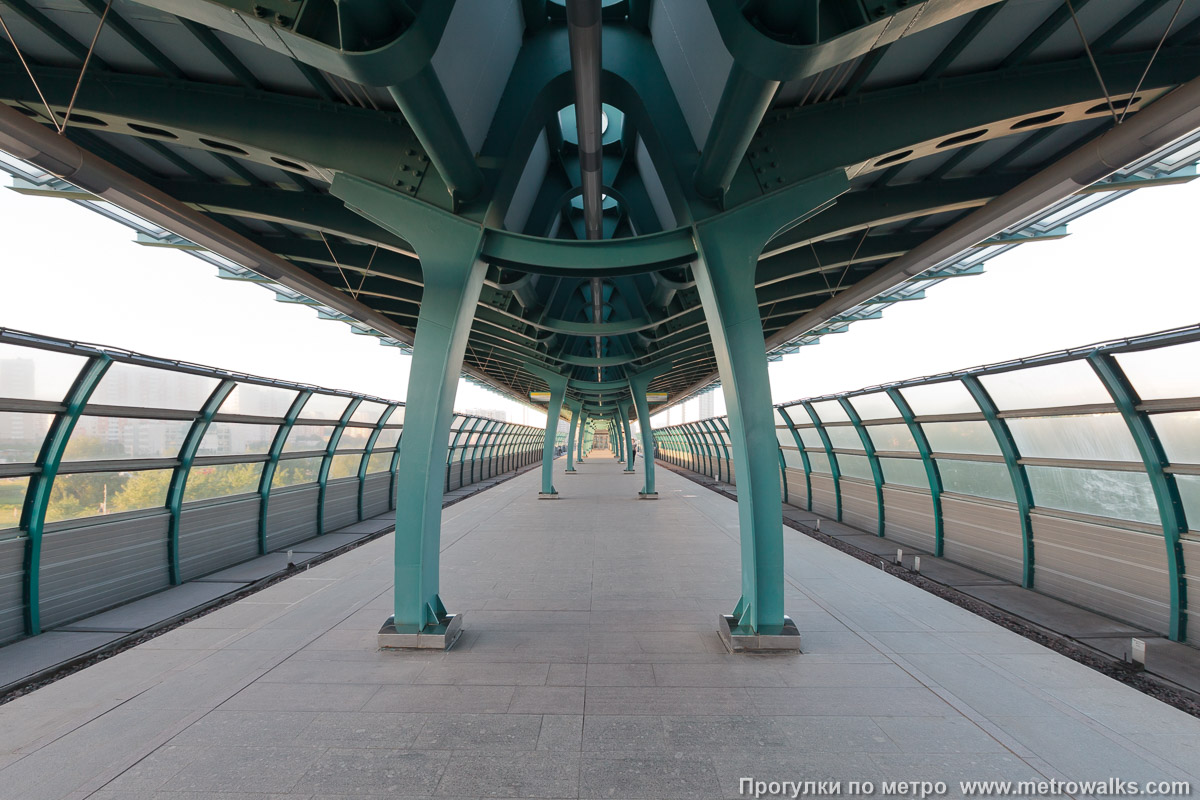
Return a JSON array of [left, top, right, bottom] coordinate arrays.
[[717, 613, 800, 653], [379, 614, 463, 651]]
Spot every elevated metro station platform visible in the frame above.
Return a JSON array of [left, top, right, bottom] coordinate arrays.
[[2, 453, 1197, 799]]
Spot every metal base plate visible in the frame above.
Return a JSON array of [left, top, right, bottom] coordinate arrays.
[[638, 492, 659, 500], [378, 614, 463, 651], [538, 492, 561, 500], [718, 614, 801, 653], [563, 470, 578, 475], [622, 469, 636, 473]]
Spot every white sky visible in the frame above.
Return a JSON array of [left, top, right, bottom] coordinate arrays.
[[1, 175, 1197, 432]]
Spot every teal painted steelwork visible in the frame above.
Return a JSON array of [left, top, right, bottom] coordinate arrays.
[[961, 376, 1035, 589], [20, 354, 111, 635], [167, 379, 236, 584], [777, 406, 813, 512], [700, 419, 727, 482], [528, 364, 568, 494], [618, 402, 633, 470], [1088, 352, 1189, 642], [886, 388, 944, 557], [317, 398, 362, 535], [839, 397, 885, 537], [446, 415, 473, 491], [259, 389, 313, 554], [630, 365, 671, 496], [359, 405, 398, 519], [689, 422, 713, 477], [577, 409, 589, 462], [471, 420, 499, 483], [801, 401, 843, 522], [684, 422, 707, 475]]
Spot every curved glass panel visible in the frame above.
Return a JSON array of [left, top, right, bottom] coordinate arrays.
[[366, 451, 394, 474], [336, 426, 372, 451], [849, 392, 898, 420], [0, 476, 28, 533], [350, 401, 388, 425], [838, 453, 874, 481], [775, 427, 795, 447], [328, 453, 361, 479], [1026, 465, 1158, 524], [810, 400, 849, 423], [0, 344, 87, 402], [782, 448, 806, 470], [1115, 341, 1200, 401], [198, 422, 277, 456], [795, 427, 823, 449], [880, 456, 928, 489], [63, 417, 191, 461], [272, 456, 322, 488], [90, 363, 219, 410], [297, 393, 351, 420], [1007, 414, 1140, 462], [184, 462, 262, 502], [866, 424, 917, 452], [979, 362, 1111, 410], [221, 383, 297, 417], [390, 407, 405, 425], [282, 425, 334, 453], [1176, 474, 1200, 534], [0, 411, 52, 463], [923, 420, 1001, 456], [374, 429, 401, 449], [1148, 412, 1200, 465], [824, 425, 862, 450], [899, 381, 979, 415], [807, 450, 832, 474], [47, 469, 171, 522], [937, 458, 1014, 502]]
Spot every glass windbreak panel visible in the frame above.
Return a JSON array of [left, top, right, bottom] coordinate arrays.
[[389, 407, 404, 425], [451, 416, 466, 430], [1149, 412, 1200, 465], [1008, 414, 1140, 462], [0, 412, 52, 462], [923, 420, 1001, 455], [773, 408, 786, 426], [808, 450, 832, 474], [63, 417, 191, 460], [366, 451, 394, 473], [880, 456, 928, 489], [222, 383, 297, 417], [328, 453, 361, 479], [825, 425, 862, 450], [810, 400, 850, 423], [90, 363, 219, 410], [1026, 466, 1158, 524], [337, 426, 372, 451], [850, 392, 898, 420], [282, 425, 333, 453], [198, 422, 278, 456], [47, 469, 171, 522], [980, 362, 1111, 410], [782, 448, 806, 470], [1176, 474, 1200, 533], [938, 458, 1015, 502], [796, 427, 823, 448], [0, 344, 88, 402], [298, 393, 350, 420], [900, 381, 980, 415], [838, 453, 874, 481], [1, 476, 27, 533], [272, 456, 322, 488], [350, 401, 387, 425], [776, 427, 796, 447], [184, 462, 262, 502], [1115, 342, 1200, 401], [867, 424, 918, 452]]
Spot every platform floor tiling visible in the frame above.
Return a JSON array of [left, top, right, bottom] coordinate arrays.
[[0, 451, 1197, 799]]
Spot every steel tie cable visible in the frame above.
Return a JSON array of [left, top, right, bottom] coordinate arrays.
[[61, 0, 113, 134], [1119, 0, 1188, 124], [1065, 0, 1120, 125], [0, 10, 62, 132]]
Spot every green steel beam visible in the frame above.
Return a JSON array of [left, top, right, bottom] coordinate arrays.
[[19, 355, 111, 635], [887, 388, 944, 557], [317, 397, 362, 535], [1088, 352, 1188, 642], [962, 376, 1035, 588], [166, 379, 236, 585], [839, 397, 885, 537], [801, 401, 842, 522]]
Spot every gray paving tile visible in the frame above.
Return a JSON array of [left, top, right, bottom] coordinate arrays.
[[583, 715, 667, 752], [162, 746, 323, 793], [418, 713, 543, 750], [294, 711, 427, 748], [369, 685, 515, 714], [293, 748, 449, 795], [433, 751, 579, 798], [222, 682, 379, 712], [508, 686, 584, 714], [579, 754, 721, 799], [536, 714, 583, 751], [170, 710, 317, 747], [872, 715, 1006, 754]]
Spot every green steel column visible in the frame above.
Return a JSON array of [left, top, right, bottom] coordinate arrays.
[[332, 175, 487, 635], [577, 408, 589, 462], [527, 365, 568, 495], [839, 397, 885, 537], [565, 398, 582, 472], [167, 379, 236, 585], [20, 354, 111, 635], [360, 405, 397, 519], [260, 389, 312, 554], [612, 409, 622, 462], [962, 375, 1035, 589], [630, 364, 671, 497], [1089, 352, 1188, 642], [778, 407, 813, 511], [691, 169, 847, 633], [317, 398, 362, 535], [887, 388, 944, 557], [801, 401, 843, 522], [619, 402, 635, 473]]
